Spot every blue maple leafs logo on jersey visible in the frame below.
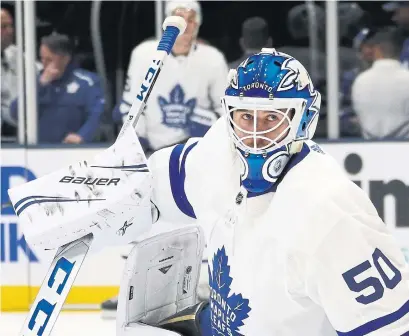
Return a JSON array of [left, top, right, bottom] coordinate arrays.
[[208, 246, 251, 336], [158, 84, 197, 128]]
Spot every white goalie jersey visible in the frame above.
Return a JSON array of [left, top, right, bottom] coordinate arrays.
[[113, 40, 229, 151], [148, 116, 409, 335]]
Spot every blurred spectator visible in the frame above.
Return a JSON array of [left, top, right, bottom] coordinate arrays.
[[279, 3, 363, 139], [342, 27, 377, 98], [280, 3, 360, 83], [339, 27, 377, 137], [112, 0, 228, 155], [352, 28, 409, 139], [1, 6, 16, 139], [10, 33, 104, 144], [1, 6, 42, 141], [383, 1, 409, 68], [229, 17, 272, 69]]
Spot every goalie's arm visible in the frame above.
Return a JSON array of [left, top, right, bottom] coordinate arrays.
[[148, 138, 200, 226], [302, 192, 409, 335]]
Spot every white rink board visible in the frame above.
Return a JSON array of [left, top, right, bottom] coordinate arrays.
[[321, 141, 409, 249]]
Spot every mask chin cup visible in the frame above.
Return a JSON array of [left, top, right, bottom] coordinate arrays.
[[237, 146, 291, 194]]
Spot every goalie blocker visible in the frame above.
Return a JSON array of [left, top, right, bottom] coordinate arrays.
[[117, 225, 210, 336]]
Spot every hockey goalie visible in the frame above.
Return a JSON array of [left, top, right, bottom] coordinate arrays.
[[116, 46, 409, 334], [8, 5, 409, 336]]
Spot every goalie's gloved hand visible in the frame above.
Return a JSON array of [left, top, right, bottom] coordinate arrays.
[[156, 301, 209, 336]]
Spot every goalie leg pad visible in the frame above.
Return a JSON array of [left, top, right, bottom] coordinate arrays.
[[117, 225, 205, 334]]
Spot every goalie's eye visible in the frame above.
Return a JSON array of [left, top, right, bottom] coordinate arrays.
[[241, 113, 254, 121], [266, 114, 278, 122]]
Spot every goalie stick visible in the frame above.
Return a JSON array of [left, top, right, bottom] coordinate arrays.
[[16, 16, 187, 336]]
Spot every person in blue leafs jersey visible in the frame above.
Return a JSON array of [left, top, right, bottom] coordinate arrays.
[[112, 0, 228, 155], [10, 33, 104, 143], [383, 1, 409, 68], [117, 48, 409, 335]]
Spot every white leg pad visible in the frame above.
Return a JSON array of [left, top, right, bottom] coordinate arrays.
[[117, 225, 205, 334]]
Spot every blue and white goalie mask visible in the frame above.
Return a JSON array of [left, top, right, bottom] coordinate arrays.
[[221, 48, 321, 194]]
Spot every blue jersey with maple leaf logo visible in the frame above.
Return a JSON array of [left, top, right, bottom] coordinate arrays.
[[158, 84, 197, 128]]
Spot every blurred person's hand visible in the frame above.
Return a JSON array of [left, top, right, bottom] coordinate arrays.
[[39, 63, 62, 85], [63, 133, 83, 144]]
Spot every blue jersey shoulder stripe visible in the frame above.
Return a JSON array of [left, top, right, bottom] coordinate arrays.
[[169, 141, 198, 219], [337, 299, 409, 336]]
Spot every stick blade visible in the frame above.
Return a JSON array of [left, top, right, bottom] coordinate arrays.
[[20, 234, 93, 336]]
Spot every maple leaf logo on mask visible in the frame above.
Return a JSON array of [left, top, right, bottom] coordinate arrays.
[[208, 246, 251, 335]]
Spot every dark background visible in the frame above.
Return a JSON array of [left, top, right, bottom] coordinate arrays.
[[1, 0, 398, 140], [4, 1, 396, 70]]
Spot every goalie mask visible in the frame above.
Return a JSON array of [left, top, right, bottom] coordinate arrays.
[[221, 48, 321, 194]]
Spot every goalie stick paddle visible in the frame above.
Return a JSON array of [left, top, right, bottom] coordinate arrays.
[[18, 16, 187, 336]]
